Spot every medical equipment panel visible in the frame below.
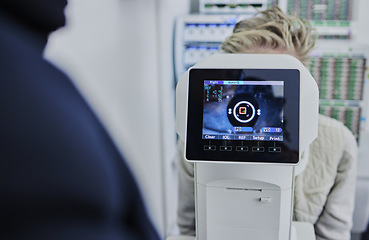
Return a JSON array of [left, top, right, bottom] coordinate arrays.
[[287, 0, 353, 39], [287, 0, 353, 21], [199, 0, 277, 14], [174, 14, 248, 79], [307, 54, 367, 139]]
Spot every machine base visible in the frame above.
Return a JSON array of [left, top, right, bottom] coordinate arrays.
[[167, 221, 315, 240]]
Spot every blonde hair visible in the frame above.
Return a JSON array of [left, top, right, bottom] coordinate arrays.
[[221, 7, 317, 65]]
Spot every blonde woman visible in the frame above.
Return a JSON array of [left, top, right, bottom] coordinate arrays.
[[177, 7, 357, 240]]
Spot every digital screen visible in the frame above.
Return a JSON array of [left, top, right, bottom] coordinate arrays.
[[186, 68, 299, 164], [202, 80, 284, 141]]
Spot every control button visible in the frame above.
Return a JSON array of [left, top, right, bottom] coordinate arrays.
[[204, 145, 216, 151], [220, 146, 232, 151], [260, 197, 271, 203], [236, 146, 248, 152], [203, 134, 218, 140], [235, 135, 250, 140], [268, 147, 281, 152], [252, 146, 264, 152], [219, 135, 234, 140]]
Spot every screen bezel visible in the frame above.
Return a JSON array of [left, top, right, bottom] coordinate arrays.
[[186, 68, 300, 164]]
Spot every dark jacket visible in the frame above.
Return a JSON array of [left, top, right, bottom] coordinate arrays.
[[0, 1, 159, 239]]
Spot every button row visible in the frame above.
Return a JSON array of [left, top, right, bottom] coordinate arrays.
[[203, 134, 283, 141], [204, 145, 281, 152]]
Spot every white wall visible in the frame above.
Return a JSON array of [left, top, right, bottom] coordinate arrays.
[[45, 0, 190, 237], [156, 0, 191, 234]]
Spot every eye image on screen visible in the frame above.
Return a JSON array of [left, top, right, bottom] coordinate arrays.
[[202, 79, 284, 141]]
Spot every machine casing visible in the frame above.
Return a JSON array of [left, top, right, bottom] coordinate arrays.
[[176, 54, 319, 240]]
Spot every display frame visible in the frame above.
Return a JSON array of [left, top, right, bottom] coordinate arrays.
[[186, 68, 300, 164]]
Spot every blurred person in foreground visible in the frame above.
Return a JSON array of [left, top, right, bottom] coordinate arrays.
[[0, 0, 159, 239], [177, 7, 357, 240]]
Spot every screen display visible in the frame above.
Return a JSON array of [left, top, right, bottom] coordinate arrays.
[[203, 80, 284, 142], [186, 69, 300, 164]]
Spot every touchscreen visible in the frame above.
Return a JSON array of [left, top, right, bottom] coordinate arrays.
[[203, 80, 284, 142]]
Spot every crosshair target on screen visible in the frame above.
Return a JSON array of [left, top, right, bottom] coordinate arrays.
[[227, 94, 260, 127]]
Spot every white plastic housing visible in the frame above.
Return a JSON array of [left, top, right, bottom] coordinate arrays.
[[176, 54, 319, 240]]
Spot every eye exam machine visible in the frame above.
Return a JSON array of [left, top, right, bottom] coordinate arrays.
[[173, 53, 319, 240]]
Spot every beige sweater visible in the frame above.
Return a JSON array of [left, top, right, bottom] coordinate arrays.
[[177, 115, 357, 240]]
